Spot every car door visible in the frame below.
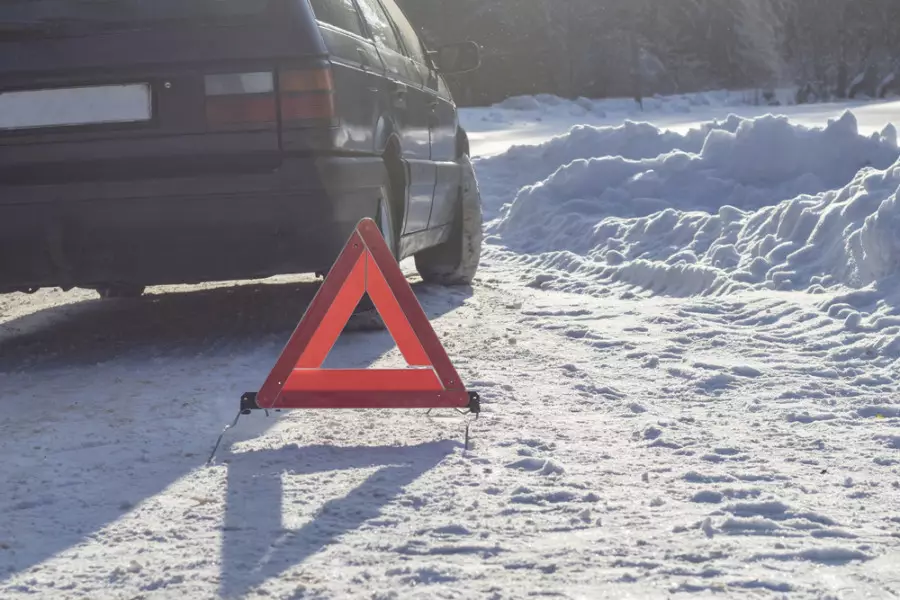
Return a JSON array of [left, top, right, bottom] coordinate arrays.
[[354, 0, 434, 235], [423, 66, 459, 229], [306, 0, 383, 155], [377, 0, 458, 230]]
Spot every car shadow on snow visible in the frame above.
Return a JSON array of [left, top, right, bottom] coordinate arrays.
[[0, 278, 474, 371], [0, 278, 473, 587], [220, 441, 457, 598]]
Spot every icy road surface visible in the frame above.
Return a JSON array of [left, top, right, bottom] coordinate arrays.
[[2, 95, 900, 599]]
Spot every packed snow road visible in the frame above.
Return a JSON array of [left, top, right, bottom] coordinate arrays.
[[2, 95, 900, 599]]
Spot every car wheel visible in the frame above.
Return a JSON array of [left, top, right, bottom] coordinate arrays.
[[345, 168, 398, 331], [96, 283, 146, 299], [414, 154, 483, 285]]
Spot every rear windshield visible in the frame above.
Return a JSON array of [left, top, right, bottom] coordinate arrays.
[[0, 0, 272, 29]]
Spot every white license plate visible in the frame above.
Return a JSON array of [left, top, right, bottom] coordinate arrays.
[[0, 83, 152, 131]]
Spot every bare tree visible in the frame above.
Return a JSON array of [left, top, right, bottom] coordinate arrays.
[[398, 0, 899, 105]]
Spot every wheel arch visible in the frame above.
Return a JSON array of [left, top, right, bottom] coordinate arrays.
[[456, 126, 470, 158], [374, 114, 400, 156], [374, 115, 407, 240]]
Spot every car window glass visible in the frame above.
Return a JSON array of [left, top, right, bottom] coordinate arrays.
[[355, 0, 403, 55], [308, 0, 365, 37], [378, 0, 427, 64]]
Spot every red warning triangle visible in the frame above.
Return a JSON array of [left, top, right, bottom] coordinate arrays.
[[254, 217, 475, 412]]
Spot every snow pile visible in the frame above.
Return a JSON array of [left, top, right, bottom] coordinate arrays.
[[476, 118, 739, 216], [535, 162, 900, 294], [495, 113, 900, 330], [492, 111, 900, 353], [498, 112, 898, 256]]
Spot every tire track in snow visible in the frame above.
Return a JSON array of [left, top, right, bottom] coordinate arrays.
[[479, 261, 897, 598]]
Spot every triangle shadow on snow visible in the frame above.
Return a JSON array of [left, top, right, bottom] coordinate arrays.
[[219, 440, 458, 598]]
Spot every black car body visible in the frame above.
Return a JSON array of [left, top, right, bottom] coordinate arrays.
[[0, 0, 481, 296]]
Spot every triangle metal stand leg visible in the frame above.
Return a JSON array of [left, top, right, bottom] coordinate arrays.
[[206, 393, 261, 466], [206, 409, 244, 466], [425, 392, 480, 450], [463, 403, 480, 451]]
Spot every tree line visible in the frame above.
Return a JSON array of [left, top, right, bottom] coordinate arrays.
[[397, 0, 900, 106]]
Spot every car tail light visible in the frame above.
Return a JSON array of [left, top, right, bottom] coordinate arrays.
[[204, 72, 276, 129], [203, 68, 335, 130], [278, 68, 336, 124]]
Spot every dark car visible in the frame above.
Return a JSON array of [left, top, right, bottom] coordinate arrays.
[[0, 0, 483, 302]]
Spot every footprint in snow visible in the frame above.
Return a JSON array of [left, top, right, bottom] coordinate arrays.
[[505, 457, 566, 476], [732, 365, 762, 377], [509, 486, 585, 506], [874, 434, 900, 450], [420, 524, 472, 537], [691, 490, 724, 504], [574, 382, 625, 400], [696, 372, 737, 392], [712, 447, 742, 456], [641, 425, 663, 440], [499, 438, 556, 452], [690, 486, 763, 504]]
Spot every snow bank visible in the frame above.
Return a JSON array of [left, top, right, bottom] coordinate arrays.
[[492, 111, 900, 349], [498, 111, 898, 255], [532, 162, 900, 294], [474, 118, 738, 217], [492, 106, 900, 364]]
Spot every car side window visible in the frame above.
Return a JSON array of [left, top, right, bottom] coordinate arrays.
[[354, 0, 403, 55], [374, 0, 428, 65], [377, 0, 428, 64], [308, 0, 365, 37]]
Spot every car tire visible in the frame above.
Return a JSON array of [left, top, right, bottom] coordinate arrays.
[[96, 283, 146, 299], [414, 154, 483, 286], [345, 166, 398, 331]]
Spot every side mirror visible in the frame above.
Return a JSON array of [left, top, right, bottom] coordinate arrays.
[[432, 41, 481, 74]]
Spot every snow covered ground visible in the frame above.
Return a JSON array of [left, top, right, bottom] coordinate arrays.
[[2, 94, 900, 599]]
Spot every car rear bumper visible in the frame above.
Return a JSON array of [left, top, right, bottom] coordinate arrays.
[[0, 155, 385, 292]]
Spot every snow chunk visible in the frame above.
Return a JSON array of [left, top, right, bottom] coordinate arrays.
[[691, 490, 725, 504]]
